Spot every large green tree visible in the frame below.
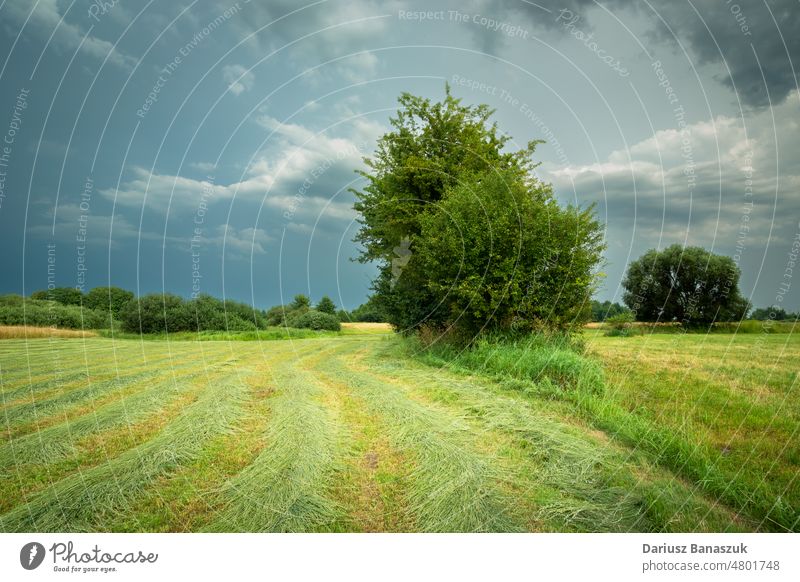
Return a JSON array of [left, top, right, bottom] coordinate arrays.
[[416, 170, 604, 333], [622, 245, 750, 324], [353, 87, 604, 335], [353, 86, 537, 265]]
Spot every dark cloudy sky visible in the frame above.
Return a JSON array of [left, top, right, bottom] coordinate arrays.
[[0, 0, 798, 311]]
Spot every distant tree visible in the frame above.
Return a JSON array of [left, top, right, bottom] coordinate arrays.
[[622, 245, 750, 324], [265, 305, 287, 327], [316, 296, 337, 315], [0, 294, 110, 329], [289, 294, 310, 310], [750, 306, 796, 321], [349, 295, 387, 322], [31, 287, 83, 306], [84, 286, 134, 316], [118, 293, 193, 334], [590, 300, 631, 322]]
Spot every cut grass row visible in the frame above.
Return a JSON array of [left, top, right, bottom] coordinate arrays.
[[359, 341, 746, 532], [205, 344, 346, 532], [0, 367, 253, 531], [313, 342, 519, 532], [410, 333, 799, 531]]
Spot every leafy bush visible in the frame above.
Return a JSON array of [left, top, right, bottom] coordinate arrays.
[[117, 293, 267, 334], [30, 287, 83, 306], [590, 300, 631, 322], [288, 309, 341, 331], [0, 295, 111, 329], [118, 294, 192, 334], [223, 315, 258, 331], [83, 287, 134, 316], [604, 311, 636, 337], [412, 170, 603, 336], [265, 304, 308, 327], [188, 294, 266, 330], [264, 305, 287, 326], [347, 295, 386, 322], [220, 298, 268, 329]]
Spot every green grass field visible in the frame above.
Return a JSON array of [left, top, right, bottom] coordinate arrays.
[[0, 328, 797, 532]]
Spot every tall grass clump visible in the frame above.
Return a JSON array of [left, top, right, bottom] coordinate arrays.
[[413, 332, 604, 396]]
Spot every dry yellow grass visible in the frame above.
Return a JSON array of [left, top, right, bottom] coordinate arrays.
[[341, 322, 392, 334], [0, 325, 98, 339]]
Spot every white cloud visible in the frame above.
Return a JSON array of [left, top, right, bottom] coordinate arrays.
[[4, 0, 137, 70], [541, 91, 800, 249], [189, 161, 217, 173], [222, 64, 255, 96], [210, 225, 272, 256], [101, 117, 384, 230], [98, 167, 223, 211]]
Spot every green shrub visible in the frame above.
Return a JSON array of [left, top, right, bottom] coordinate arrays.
[[289, 310, 341, 331], [117, 294, 191, 334], [415, 332, 603, 394], [30, 287, 83, 306], [0, 295, 111, 329], [604, 311, 636, 337], [220, 298, 268, 329], [117, 293, 270, 334], [348, 295, 387, 322], [590, 300, 631, 322], [84, 287, 134, 316], [223, 314, 258, 332]]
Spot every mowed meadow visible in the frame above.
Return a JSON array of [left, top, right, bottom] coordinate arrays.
[[0, 325, 797, 532]]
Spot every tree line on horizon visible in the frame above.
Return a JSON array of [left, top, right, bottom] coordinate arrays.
[[0, 287, 387, 334], [0, 276, 792, 334]]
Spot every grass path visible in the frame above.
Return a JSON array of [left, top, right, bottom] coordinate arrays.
[[0, 333, 791, 531]]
